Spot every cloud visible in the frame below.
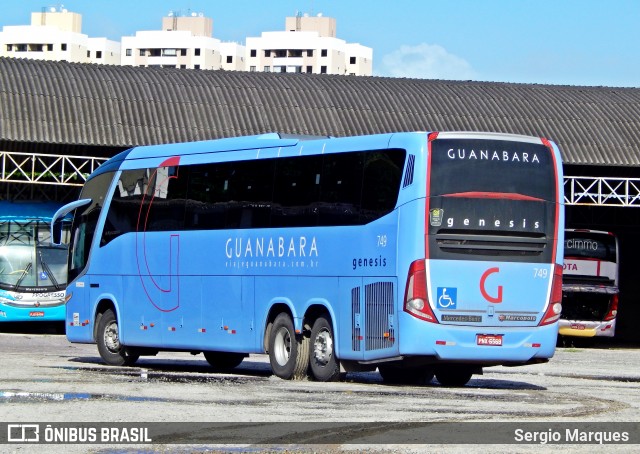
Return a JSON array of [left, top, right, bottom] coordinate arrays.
[[380, 43, 476, 80]]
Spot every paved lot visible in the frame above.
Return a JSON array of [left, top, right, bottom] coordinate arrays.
[[1, 324, 639, 452]]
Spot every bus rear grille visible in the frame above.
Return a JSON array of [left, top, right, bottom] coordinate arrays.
[[436, 232, 546, 256], [365, 282, 395, 351]]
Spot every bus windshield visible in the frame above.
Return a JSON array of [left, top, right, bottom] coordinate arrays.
[[0, 219, 69, 291], [564, 230, 617, 263], [429, 137, 556, 200], [428, 136, 559, 264]]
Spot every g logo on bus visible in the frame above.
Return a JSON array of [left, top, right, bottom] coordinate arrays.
[[135, 156, 181, 313], [480, 267, 503, 303]]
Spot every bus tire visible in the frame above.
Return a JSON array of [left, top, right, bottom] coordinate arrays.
[[268, 313, 309, 380], [378, 366, 434, 385], [96, 309, 139, 366], [435, 365, 473, 387], [309, 314, 340, 382], [203, 351, 245, 371]]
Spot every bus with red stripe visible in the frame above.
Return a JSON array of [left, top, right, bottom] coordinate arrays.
[[51, 131, 564, 386], [561, 229, 619, 338]]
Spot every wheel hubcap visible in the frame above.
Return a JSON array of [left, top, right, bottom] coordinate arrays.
[[105, 321, 120, 353], [313, 328, 333, 366], [274, 327, 292, 366]]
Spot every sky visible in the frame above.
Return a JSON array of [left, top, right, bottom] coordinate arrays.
[[1, 0, 639, 87]]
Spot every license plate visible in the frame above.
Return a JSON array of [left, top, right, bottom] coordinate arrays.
[[477, 334, 503, 346]]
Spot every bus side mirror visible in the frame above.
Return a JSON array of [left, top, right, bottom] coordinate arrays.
[[50, 198, 92, 246], [52, 219, 63, 246]]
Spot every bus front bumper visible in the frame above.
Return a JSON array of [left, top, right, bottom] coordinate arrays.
[[0, 303, 66, 322]]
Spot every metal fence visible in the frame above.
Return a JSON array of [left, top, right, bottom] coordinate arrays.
[[3, 151, 640, 207]]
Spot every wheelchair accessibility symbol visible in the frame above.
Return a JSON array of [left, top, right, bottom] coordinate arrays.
[[436, 287, 457, 309]]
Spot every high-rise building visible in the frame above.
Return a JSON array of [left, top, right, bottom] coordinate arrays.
[[1, 9, 370, 75], [0, 7, 120, 65], [121, 12, 245, 71], [245, 13, 372, 76]]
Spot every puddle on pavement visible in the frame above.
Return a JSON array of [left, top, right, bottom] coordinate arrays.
[[0, 390, 167, 402], [54, 364, 268, 384]]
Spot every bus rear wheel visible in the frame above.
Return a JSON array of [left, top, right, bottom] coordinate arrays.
[[203, 351, 246, 371], [435, 365, 473, 387], [309, 314, 340, 382], [268, 313, 309, 380], [96, 309, 139, 366]]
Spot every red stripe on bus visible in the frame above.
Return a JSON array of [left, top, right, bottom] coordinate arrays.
[[425, 132, 439, 259], [443, 192, 543, 201], [541, 137, 560, 264]]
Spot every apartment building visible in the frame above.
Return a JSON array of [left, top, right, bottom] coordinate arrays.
[[0, 7, 120, 65], [1, 9, 370, 75], [245, 14, 372, 76], [121, 13, 245, 71]]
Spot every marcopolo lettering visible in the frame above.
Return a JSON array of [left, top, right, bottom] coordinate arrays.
[[447, 148, 540, 163], [225, 236, 318, 259]]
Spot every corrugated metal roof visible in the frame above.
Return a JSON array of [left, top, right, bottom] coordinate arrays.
[[1, 57, 639, 166]]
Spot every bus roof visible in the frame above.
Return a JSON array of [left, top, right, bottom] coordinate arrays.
[[88, 130, 557, 180]]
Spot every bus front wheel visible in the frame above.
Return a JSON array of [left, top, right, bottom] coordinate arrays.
[[309, 314, 340, 381], [268, 313, 309, 380], [96, 309, 139, 366]]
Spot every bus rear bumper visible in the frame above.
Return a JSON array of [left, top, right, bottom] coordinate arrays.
[[558, 319, 615, 338], [0, 304, 66, 322], [399, 321, 558, 364]]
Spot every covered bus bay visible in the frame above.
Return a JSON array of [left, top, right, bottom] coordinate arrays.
[[1, 57, 640, 342]]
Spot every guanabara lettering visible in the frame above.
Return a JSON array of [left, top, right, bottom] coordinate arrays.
[[447, 148, 540, 163]]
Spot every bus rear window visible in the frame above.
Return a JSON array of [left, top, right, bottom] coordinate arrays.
[[430, 138, 556, 201], [564, 231, 617, 262]]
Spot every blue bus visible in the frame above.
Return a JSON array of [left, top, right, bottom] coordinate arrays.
[[1, 201, 70, 322], [52, 131, 564, 386]]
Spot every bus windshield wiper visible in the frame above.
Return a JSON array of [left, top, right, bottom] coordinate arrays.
[[13, 262, 32, 290], [38, 251, 61, 290]]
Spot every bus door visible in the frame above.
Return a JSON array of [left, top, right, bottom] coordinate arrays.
[[66, 277, 90, 341]]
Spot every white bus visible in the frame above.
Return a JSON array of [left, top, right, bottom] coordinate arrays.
[[561, 229, 619, 339]]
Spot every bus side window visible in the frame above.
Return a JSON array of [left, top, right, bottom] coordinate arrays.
[[102, 169, 147, 246], [273, 155, 322, 227], [143, 165, 188, 232], [318, 152, 364, 226], [361, 150, 405, 222], [224, 159, 275, 229], [184, 163, 228, 230]]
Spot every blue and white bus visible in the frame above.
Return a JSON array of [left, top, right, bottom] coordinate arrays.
[[52, 131, 564, 386], [1, 201, 70, 322]]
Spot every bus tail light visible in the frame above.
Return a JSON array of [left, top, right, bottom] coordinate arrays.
[[404, 260, 439, 323], [603, 293, 619, 321], [539, 264, 563, 326]]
